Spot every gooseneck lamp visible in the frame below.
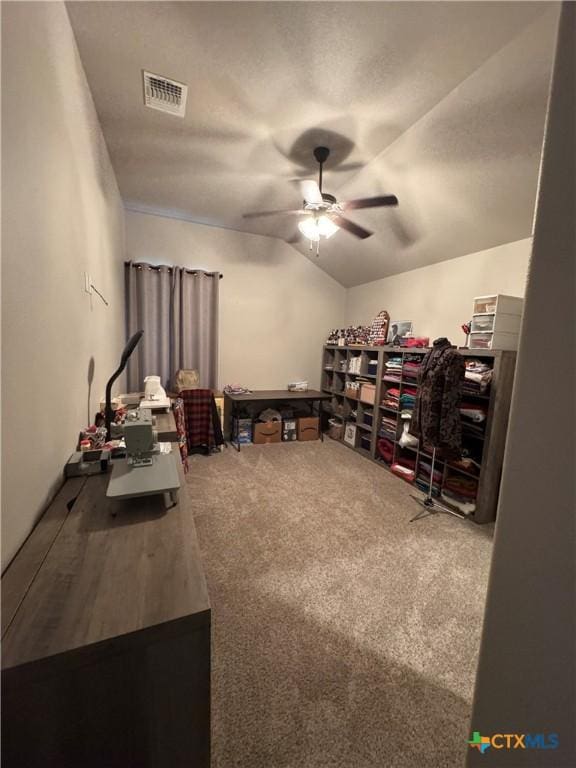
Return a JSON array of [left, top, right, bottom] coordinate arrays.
[[105, 330, 144, 440]]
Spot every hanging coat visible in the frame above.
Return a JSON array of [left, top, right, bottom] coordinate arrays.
[[410, 338, 465, 459]]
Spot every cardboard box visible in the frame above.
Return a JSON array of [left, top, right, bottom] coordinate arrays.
[[360, 383, 376, 404], [254, 421, 282, 444], [297, 416, 319, 441]]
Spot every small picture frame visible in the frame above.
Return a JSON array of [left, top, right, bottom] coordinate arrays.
[[387, 321, 413, 345], [344, 423, 357, 446]]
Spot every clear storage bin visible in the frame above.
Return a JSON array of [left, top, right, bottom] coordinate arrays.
[[473, 296, 497, 314], [469, 332, 493, 349], [471, 315, 495, 332]]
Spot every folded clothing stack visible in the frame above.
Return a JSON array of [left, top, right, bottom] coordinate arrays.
[[442, 474, 478, 514], [379, 415, 397, 439], [399, 386, 418, 412], [415, 476, 440, 497], [402, 360, 421, 381], [460, 402, 488, 423], [463, 360, 493, 395], [383, 357, 403, 383], [416, 458, 442, 497], [381, 387, 400, 410]]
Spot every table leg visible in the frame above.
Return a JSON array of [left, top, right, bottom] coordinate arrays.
[[319, 399, 324, 442], [229, 400, 241, 452]]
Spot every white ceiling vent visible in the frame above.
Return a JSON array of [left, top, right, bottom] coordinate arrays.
[[143, 71, 188, 117]]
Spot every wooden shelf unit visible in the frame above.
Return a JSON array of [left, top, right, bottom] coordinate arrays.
[[322, 344, 516, 523]]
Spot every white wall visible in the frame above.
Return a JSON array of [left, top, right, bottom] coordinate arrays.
[[346, 239, 531, 342], [125, 210, 346, 390], [1, 2, 125, 569], [469, 5, 575, 765]]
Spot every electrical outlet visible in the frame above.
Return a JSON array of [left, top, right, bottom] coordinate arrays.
[[84, 272, 92, 294]]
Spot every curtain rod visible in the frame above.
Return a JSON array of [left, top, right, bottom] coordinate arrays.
[[125, 261, 223, 279]]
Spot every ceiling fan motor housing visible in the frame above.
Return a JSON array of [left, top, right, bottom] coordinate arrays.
[[313, 146, 330, 164]]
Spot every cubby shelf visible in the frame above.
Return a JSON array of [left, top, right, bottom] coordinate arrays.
[[322, 343, 517, 524]]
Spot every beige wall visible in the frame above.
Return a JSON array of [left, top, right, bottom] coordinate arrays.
[[1, 2, 125, 569], [346, 239, 532, 343], [125, 210, 346, 391], [469, 5, 575, 765]]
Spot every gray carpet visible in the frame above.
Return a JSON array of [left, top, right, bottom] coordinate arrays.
[[187, 439, 494, 768]]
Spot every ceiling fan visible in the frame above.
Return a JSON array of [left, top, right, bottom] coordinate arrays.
[[243, 146, 399, 247]]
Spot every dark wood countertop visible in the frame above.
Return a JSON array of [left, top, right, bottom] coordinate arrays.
[[2, 455, 209, 671]]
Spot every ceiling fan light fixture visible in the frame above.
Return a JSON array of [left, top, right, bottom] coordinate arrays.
[[298, 215, 338, 242]]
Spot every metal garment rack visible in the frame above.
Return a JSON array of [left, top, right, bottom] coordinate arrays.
[[409, 446, 466, 522]]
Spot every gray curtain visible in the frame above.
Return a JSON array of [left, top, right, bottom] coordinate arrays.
[[125, 262, 219, 391]]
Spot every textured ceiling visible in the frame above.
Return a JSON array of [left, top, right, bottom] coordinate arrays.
[[67, 1, 559, 287]]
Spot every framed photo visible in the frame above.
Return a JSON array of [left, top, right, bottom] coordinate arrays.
[[387, 321, 413, 344], [344, 423, 357, 446]]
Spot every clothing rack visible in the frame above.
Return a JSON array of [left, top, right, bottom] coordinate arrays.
[[321, 344, 517, 524]]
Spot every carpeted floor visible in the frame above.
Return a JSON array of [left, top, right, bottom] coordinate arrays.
[[186, 439, 494, 768]]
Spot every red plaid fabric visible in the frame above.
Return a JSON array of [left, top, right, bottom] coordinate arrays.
[[181, 389, 217, 450], [172, 397, 189, 472]]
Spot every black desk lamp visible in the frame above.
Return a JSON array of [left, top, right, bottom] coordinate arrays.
[[105, 330, 144, 440]]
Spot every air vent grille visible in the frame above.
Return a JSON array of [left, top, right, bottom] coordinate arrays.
[[143, 71, 188, 117]]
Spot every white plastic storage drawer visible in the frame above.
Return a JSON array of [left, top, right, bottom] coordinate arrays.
[[469, 331, 519, 350], [471, 313, 522, 334], [473, 296, 498, 314], [473, 294, 523, 316], [471, 315, 495, 332]]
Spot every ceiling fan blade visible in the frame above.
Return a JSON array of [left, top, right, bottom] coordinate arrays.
[[341, 195, 399, 210], [331, 215, 373, 240], [300, 179, 323, 205], [242, 208, 308, 219]]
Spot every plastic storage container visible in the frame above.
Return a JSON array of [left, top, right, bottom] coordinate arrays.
[[328, 418, 343, 441]]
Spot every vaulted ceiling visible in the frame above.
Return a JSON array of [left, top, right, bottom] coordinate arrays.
[[67, 1, 559, 287]]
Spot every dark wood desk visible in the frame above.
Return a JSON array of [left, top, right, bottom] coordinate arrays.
[[224, 389, 331, 450], [1, 454, 210, 768]]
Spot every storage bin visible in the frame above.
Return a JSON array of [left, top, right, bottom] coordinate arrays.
[[360, 383, 376, 404], [473, 294, 523, 316], [297, 416, 319, 441], [469, 333, 492, 349], [469, 331, 520, 350], [471, 313, 522, 334], [253, 421, 282, 444], [345, 381, 359, 399], [363, 409, 374, 427], [327, 418, 343, 441], [360, 435, 371, 452], [234, 418, 252, 444], [471, 315, 494, 332], [473, 296, 498, 314], [282, 419, 298, 441]]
